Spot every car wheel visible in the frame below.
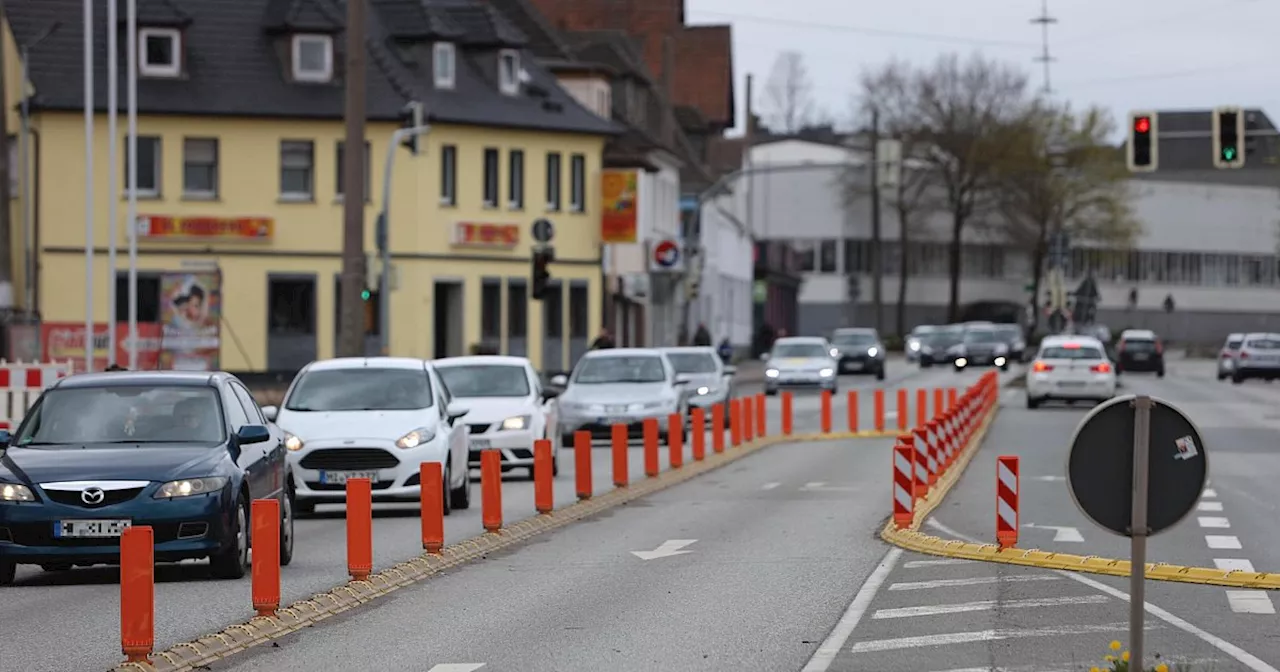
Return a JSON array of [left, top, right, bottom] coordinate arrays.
[[764, 388, 777, 397], [0, 560, 14, 585], [953, 366, 963, 373], [449, 465, 471, 510], [1157, 369, 1165, 379], [921, 360, 932, 368], [876, 367, 886, 381], [1217, 373, 1226, 381], [279, 488, 295, 567], [1232, 372, 1244, 385], [1026, 396, 1041, 409], [210, 496, 249, 580]]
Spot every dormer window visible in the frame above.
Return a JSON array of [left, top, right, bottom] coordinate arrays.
[[292, 34, 334, 83], [498, 49, 520, 96], [139, 27, 181, 78], [434, 42, 456, 89]]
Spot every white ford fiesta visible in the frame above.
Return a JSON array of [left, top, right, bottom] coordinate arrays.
[[262, 357, 471, 515]]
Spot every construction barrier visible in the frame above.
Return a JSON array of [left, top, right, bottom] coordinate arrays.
[[996, 455, 1019, 549], [892, 442, 915, 529], [0, 360, 74, 430]]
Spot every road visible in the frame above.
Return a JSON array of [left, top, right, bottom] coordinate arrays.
[[2, 356, 952, 672]]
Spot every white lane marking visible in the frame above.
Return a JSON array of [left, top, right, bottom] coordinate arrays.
[[630, 539, 697, 560], [1215, 558, 1257, 573], [1207, 535, 1243, 549], [1227, 591, 1277, 615], [761, 482, 782, 490], [888, 575, 1061, 591], [847, 622, 1149, 654], [427, 666, 486, 672], [799, 547, 902, 672], [805, 482, 826, 489], [1198, 517, 1232, 529], [872, 595, 1109, 619], [903, 558, 973, 569], [1198, 501, 1224, 512], [1204, 488, 1219, 498], [928, 519, 1280, 672], [1022, 523, 1084, 543], [1031, 475, 1065, 482], [802, 482, 858, 492]]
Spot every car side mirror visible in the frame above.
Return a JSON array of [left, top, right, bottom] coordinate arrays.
[[759, 353, 770, 362], [540, 387, 561, 401], [446, 403, 470, 424], [261, 405, 278, 422], [0, 429, 10, 446], [723, 365, 737, 376], [549, 374, 569, 387], [235, 424, 271, 445]]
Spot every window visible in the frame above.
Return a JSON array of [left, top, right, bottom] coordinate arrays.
[[114, 272, 162, 322], [508, 149, 524, 209], [139, 28, 181, 77], [569, 281, 588, 339], [182, 138, 218, 197], [569, 153, 585, 212], [231, 383, 267, 425], [291, 34, 333, 83], [819, 240, 837, 273], [545, 152, 561, 210], [124, 136, 162, 197], [793, 240, 816, 272], [335, 141, 371, 201], [482, 147, 499, 207], [440, 144, 457, 206], [480, 277, 502, 342], [433, 42, 456, 89], [507, 278, 528, 356], [279, 140, 314, 200], [498, 49, 520, 95]]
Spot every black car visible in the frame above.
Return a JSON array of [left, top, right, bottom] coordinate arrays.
[[0, 371, 293, 584], [918, 330, 962, 367], [953, 327, 1012, 371], [830, 328, 887, 380], [1116, 330, 1165, 376]]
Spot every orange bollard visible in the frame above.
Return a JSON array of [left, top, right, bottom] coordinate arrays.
[[712, 403, 726, 453], [612, 423, 629, 488], [668, 412, 684, 468], [481, 450, 503, 533], [346, 477, 373, 581], [934, 388, 944, 420], [643, 417, 660, 477], [743, 395, 755, 443], [948, 387, 958, 410], [916, 388, 927, 428], [120, 525, 154, 664], [755, 393, 767, 437], [574, 430, 593, 500], [691, 407, 706, 461], [874, 389, 885, 432], [781, 392, 793, 436], [251, 498, 281, 617], [730, 399, 742, 447], [821, 389, 833, 434], [896, 388, 908, 431], [534, 439, 554, 514], [847, 390, 859, 433], [420, 462, 444, 553]]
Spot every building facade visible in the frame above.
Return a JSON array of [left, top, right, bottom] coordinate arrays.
[[686, 194, 753, 350]]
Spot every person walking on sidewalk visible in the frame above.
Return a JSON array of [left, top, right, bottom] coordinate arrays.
[[693, 323, 712, 346], [717, 337, 733, 364]]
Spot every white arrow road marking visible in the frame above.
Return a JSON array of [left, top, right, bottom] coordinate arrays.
[[761, 482, 782, 490], [1031, 475, 1065, 482], [631, 539, 697, 560], [1022, 523, 1084, 542], [427, 665, 485, 672]]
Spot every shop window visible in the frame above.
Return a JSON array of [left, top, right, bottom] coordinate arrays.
[[483, 147, 499, 207], [334, 141, 371, 201], [440, 144, 457, 206], [568, 281, 588, 338], [268, 278, 315, 335], [569, 154, 585, 212], [508, 149, 524, 209], [818, 240, 837, 273], [114, 272, 161, 323], [480, 277, 502, 341], [280, 140, 314, 200], [545, 152, 561, 211], [182, 137, 218, 198], [124, 136, 162, 197]]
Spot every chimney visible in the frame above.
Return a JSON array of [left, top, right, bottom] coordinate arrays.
[[661, 35, 675, 144]]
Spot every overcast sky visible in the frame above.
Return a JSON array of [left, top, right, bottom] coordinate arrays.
[[686, 0, 1278, 137]]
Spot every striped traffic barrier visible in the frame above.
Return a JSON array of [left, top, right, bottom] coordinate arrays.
[[892, 441, 915, 529], [926, 419, 942, 476], [914, 425, 937, 487], [996, 455, 1019, 549], [909, 429, 929, 497]]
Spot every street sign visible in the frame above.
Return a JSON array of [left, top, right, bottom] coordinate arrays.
[[650, 239, 683, 272], [531, 217, 555, 244]]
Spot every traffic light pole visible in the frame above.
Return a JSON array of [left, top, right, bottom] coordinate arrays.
[[377, 123, 431, 355]]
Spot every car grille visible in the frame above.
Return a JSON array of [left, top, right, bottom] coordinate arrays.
[[467, 423, 491, 435], [298, 448, 401, 470], [43, 487, 146, 508]]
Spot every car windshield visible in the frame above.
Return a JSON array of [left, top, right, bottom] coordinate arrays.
[[574, 356, 667, 384], [285, 368, 433, 411], [1041, 346, 1106, 360], [437, 365, 530, 398], [773, 343, 829, 358], [666, 353, 719, 374], [965, 330, 999, 344], [1246, 338, 1280, 350], [833, 333, 876, 346], [1226, 339, 1243, 350], [15, 385, 224, 446]]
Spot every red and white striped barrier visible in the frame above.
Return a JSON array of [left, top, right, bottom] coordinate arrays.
[[911, 426, 931, 494], [0, 361, 74, 431], [996, 454, 1019, 549], [892, 442, 915, 529]]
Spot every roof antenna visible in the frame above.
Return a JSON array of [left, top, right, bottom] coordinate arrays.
[[1030, 0, 1057, 95]]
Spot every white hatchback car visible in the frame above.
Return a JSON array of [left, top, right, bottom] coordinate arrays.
[[1025, 335, 1117, 409], [263, 357, 471, 515], [433, 355, 561, 477]]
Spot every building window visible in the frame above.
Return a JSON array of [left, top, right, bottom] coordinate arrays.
[[793, 240, 816, 272], [291, 34, 334, 83], [139, 27, 181, 77], [279, 140, 314, 200], [482, 147, 499, 207], [819, 240, 837, 273], [569, 153, 585, 212], [507, 278, 528, 357], [508, 149, 524, 209], [124, 135, 162, 197], [498, 49, 520, 95], [481, 277, 502, 343], [335, 141, 371, 201], [596, 88, 610, 117], [434, 42, 456, 89], [569, 281, 589, 340], [182, 137, 218, 198], [545, 152, 561, 211], [440, 144, 457, 206], [114, 272, 162, 322]]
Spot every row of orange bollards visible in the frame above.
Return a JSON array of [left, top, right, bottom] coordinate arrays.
[[811, 387, 959, 436]]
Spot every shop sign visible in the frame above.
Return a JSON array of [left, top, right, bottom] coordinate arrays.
[[453, 222, 519, 249], [137, 215, 273, 241], [159, 270, 222, 371], [601, 169, 639, 244], [41, 322, 163, 372]]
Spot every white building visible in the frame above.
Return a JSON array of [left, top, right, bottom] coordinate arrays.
[[689, 192, 754, 350]]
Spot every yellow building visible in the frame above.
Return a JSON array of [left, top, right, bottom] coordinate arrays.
[[4, 0, 616, 373]]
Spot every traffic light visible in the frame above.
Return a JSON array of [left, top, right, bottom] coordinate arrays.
[[530, 247, 553, 300], [400, 101, 425, 155], [1127, 111, 1157, 172], [1213, 106, 1245, 169]]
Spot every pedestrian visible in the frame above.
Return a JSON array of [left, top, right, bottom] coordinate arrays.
[[717, 337, 733, 364], [693, 322, 712, 346], [590, 328, 615, 350]]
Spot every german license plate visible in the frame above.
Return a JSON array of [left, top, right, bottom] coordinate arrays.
[[319, 470, 379, 485], [605, 405, 628, 413], [54, 519, 131, 539], [470, 438, 491, 450], [598, 417, 625, 426], [1133, 353, 1149, 360], [1057, 381, 1086, 387], [845, 361, 864, 371]]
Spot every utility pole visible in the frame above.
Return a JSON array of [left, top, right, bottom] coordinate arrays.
[[0, 3, 11, 301], [869, 108, 883, 332], [1030, 0, 1057, 95], [337, 0, 368, 358]]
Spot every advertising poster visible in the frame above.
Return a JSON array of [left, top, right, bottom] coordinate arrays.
[[41, 323, 163, 372], [600, 169, 639, 244], [159, 270, 222, 371]]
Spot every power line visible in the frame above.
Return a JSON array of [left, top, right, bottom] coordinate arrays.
[[1030, 0, 1057, 95], [690, 10, 1038, 49]]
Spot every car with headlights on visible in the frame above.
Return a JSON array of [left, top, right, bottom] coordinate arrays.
[[554, 349, 688, 444], [763, 337, 839, 395], [1230, 333, 1280, 384], [951, 326, 1011, 372], [263, 357, 470, 516], [830, 328, 886, 380], [905, 325, 938, 363], [918, 329, 962, 367], [1025, 335, 1116, 408], [992, 323, 1027, 362], [0, 371, 292, 585], [1217, 332, 1245, 381], [659, 347, 735, 427], [433, 356, 560, 477]]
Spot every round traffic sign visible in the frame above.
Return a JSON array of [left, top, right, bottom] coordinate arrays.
[[1066, 394, 1207, 538], [653, 240, 681, 268], [532, 218, 555, 243]]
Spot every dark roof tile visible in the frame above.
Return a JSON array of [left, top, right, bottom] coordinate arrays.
[[480, 0, 570, 59], [263, 0, 343, 32], [368, 0, 466, 39]]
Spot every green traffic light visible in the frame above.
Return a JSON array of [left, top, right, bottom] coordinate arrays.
[[1223, 147, 1237, 161], [361, 289, 371, 300]]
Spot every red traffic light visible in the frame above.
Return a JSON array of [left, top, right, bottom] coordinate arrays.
[[1134, 117, 1151, 134]]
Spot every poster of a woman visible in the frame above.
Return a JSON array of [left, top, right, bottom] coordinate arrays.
[[159, 271, 222, 370]]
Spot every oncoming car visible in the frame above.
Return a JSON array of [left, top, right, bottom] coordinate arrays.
[[951, 326, 1011, 372], [264, 358, 471, 516], [905, 325, 938, 363], [659, 347, 735, 426], [763, 336, 839, 395], [0, 371, 292, 584], [830, 328, 886, 380], [1025, 336, 1116, 409], [554, 349, 688, 444]]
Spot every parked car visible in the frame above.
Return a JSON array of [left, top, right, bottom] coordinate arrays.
[[1231, 333, 1280, 384], [0, 371, 292, 584], [992, 324, 1027, 362], [830, 327, 887, 380], [951, 326, 1011, 372], [553, 348, 689, 444], [433, 356, 560, 477], [763, 336, 839, 395], [659, 347, 735, 427], [1115, 329, 1165, 377], [264, 357, 471, 516], [1217, 332, 1245, 381], [905, 325, 938, 363], [1025, 335, 1117, 408]]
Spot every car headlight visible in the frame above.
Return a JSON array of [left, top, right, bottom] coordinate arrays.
[[396, 427, 436, 449], [696, 386, 711, 396], [830, 348, 839, 357], [765, 368, 779, 378], [283, 431, 304, 452], [909, 340, 920, 351], [819, 368, 834, 377], [995, 356, 1007, 365], [956, 358, 968, 367], [501, 415, 531, 431], [867, 347, 879, 357], [154, 477, 228, 499], [0, 483, 35, 502]]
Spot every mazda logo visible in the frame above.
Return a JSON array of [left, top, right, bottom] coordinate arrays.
[[81, 488, 106, 505]]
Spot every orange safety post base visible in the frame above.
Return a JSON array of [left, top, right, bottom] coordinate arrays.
[[896, 389, 909, 431], [534, 439, 554, 514], [874, 389, 885, 432], [948, 387, 958, 410], [643, 418, 661, 477], [251, 498, 281, 617], [781, 392, 793, 436], [120, 525, 154, 664], [892, 443, 915, 529], [847, 390, 859, 433], [916, 388, 928, 428], [668, 413, 684, 469], [691, 407, 706, 461], [346, 477, 373, 581], [820, 390, 833, 434], [420, 462, 445, 553], [755, 393, 767, 437], [996, 455, 1020, 549], [574, 430, 593, 500], [743, 396, 755, 443], [481, 450, 503, 533], [712, 403, 726, 453], [612, 423, 629, 488], [933, 388, 944, 421]]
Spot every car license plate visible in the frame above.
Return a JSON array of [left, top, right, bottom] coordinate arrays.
[[598, 417, 625, 426], [1057, 381, 1086, 388], [54, 519, 131, 539], [470, 438, 491, 449], [1133, 353, 1149, 360], [845, 361, 864, 371], [319, 470, 380, 485], [605, 405, 628, 413]]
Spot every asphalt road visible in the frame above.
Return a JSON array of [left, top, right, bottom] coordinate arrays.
[[2, 355, 965, 672]]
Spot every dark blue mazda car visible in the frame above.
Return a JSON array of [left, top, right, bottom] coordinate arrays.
[[0, 371, 293, 584]]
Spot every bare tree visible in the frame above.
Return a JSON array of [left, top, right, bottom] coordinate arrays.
[[763, 51, 813, 134]]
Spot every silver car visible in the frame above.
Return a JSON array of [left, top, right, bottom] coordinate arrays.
[[1231, 333, 1280, 384], [553, 348, 689, 444], [763, 336, 839, 396], [1217, 332, 1244, 381], [660, 347, 735, 426]]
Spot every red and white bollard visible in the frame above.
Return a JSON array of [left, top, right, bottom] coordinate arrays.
[[910, 429, 929, 498], [892, 442, 915, 529], [996, 455, 1019, 549]]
